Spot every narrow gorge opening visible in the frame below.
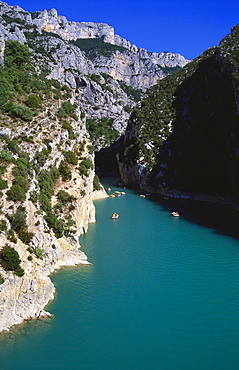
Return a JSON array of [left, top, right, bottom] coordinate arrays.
[[94, 137, 123, 177]]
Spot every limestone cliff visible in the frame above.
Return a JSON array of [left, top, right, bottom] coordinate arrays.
[[0, 163, 107, 333], [0, 38, 108, 331], [0, 1, 189, 147]]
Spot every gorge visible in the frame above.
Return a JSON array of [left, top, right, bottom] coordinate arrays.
[[0, 0, 239, 334]]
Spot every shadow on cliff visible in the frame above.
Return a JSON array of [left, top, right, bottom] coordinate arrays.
[[150, 55, 239, 199], [144, 54, 239, 240], [95, 137, 123, 177]]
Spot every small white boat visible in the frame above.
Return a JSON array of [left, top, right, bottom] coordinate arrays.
[[172, 212, 179, 217], [111, 213, 119, 219]]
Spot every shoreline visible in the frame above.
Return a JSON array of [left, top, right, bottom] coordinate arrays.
[[0, 187, 108, 334]]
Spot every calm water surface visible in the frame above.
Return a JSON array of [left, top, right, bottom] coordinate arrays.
[[1, 179, 239, 369]]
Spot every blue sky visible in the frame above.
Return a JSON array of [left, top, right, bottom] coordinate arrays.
[[4, 0, 239, 59]]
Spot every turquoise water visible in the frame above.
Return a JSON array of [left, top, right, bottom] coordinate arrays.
[[1, 179, 239, 369]]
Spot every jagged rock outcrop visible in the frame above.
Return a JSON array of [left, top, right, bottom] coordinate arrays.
[[0, 1, 189, 145]]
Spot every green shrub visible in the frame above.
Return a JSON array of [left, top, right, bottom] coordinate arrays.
[[4, 40, 31, 70], [6, 139, 19, 153], [15, 266, 24, 277], [11, 207, 27, 231], [39, 193, 52, 213], [0, 75, 14, 107], [93, 175, 101, 191], [54, 92, 62, 100], [17, 229, 33, 244], [62, 101, 77, 117], [7, 229, 17, 243], [90, 74, 101, 83], [0, 177, 8, 190], [44, 212, 64, 238], [57, 101, 77, 120], [118, 81, 142, 102], [6, 103, 33, 122], [34, 148, 50, 167], [0, 220, 7, 231], [50, 166, 60, 181], [86, 117, 119, 146], [87, 145, 95, 154], [12, 163, 28, 178], [59, 161, 72, 181], [53, 218, 65, 238], [0, 165, 7, 175], [56, 107, 66, 118], [66, 218, 76, 227], [0, 245, 24, 276], [7, 184, 26, 201], [63, 150, 78, 165], [25, 94, 42, 109], [0, 150, 14, 163], [13, 176, 29, 192], [29, 190, 39, 203], [2, 14, 26, 25], [38, 170, 55, 198], [0, 273, 4, 284], [62, 122, 74, 139], [78, 158, 93, 177], [57, 190, 75, 205], [34, 246, 45, 259]]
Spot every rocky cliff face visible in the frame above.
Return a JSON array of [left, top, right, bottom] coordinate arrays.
[[0, 163, 107, 333], [0, 1, 189, 146], [0, 109, 108, 332], [118, 25, 239, 204], [0, 40, 109, 331]]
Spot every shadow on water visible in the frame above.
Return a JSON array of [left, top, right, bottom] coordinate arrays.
[[155, 196, 239, 241], [141, 192, 239, 243], [102, 176, 239, 241]]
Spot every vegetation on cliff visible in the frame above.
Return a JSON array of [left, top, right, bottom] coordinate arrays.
[[120, 47, 216, 169], [0, 245, 24, 277], [70, 37, 128, 59], [0, 39, 95, 279], [120, 24, 239, 200]]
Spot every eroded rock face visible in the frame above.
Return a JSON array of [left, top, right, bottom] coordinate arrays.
[[0, 1, 190, 150], [0, 151, 107, 332], [0, 1, 189, 92], [0, 174, 108, 333], [0, 88, 108, 333], [31, 7, 189, 90]]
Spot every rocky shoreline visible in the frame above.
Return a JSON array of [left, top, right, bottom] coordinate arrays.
[[0, 185, 108, 334]]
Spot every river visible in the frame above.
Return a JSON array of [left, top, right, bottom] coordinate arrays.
[[1, 178, 239, 369]]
